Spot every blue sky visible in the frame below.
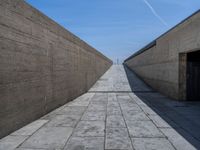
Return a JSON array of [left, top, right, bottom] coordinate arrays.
[[26, 0, 200, 63]]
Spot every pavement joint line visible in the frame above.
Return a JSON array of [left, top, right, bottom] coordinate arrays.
[[16, 120, 50, 149], [61, 93, 96, 150], [117, 93, 135, 150]]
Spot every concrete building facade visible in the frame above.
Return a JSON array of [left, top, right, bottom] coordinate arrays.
[[125, 10, 200, 101], [0, 0, 112, 138]]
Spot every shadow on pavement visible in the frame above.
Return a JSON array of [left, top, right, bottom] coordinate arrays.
[[124, 64, 200, 149]]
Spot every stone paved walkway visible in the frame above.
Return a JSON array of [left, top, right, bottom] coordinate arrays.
[[0, 65, 199, 150]]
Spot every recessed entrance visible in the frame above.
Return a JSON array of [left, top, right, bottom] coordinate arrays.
[[187, 50, 200, 101]]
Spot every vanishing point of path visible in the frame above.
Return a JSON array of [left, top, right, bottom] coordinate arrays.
[[0, 65, 200, 150]]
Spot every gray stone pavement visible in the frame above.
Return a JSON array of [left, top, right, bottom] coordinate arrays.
[[0, 65, 199, 150]]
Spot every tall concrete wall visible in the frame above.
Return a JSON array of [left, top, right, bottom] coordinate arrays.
[[125, 10, 200, 100], [0, 0, 112, 138]]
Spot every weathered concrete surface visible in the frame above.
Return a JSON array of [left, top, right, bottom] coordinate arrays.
[[1, 65, 199, 150], [0, 0, 112, 138], [124, 11, 200, 100]]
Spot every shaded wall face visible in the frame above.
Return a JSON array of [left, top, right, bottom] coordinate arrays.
[[125, 12, 200, 100], [0, 1, 112, 138]]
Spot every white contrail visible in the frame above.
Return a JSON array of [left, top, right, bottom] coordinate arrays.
[[143, 0, 168, 27]]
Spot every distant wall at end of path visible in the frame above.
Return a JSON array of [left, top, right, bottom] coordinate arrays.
[[0, 0, 112, 138]]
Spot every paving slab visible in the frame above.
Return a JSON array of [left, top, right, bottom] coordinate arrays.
[[140, 106, 157, 115], [108, 93, 118, 101], [149, 115, 171, 128], [0, 135, 28, 150], [90, 100, 107, 106], [45, 114, 81, 127], [107, 101, 119, 107], [106, 115, 126, 128], [64, 137, 104, 150], [105, 128, 133, 150], [160, 128, 197, 150], [41, 104, 69, 120], [129, 93, 149, 106], [20, 127, 73, 149], [123, 110, 150, 121], [73, 121, 105, 137], [107, 106, 122, 115], [92, 93, 108, 102], [11, 120, 48, 136], [126, 120, 164, 138], [132, 138, 175, 150], [58, 106, 87, 115], [89, 65, 132, 92], [81, 111, 106, 121], [119, 103, 142, 112], [117, 95, 131, 100], [87, 104, 106, 111]]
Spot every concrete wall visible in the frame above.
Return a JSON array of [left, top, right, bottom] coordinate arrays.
[[125, 10, 200, 100], [0, 0, 112, 138]]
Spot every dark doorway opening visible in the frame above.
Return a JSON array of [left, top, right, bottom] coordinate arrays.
[[187, 50, 200, 101]]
